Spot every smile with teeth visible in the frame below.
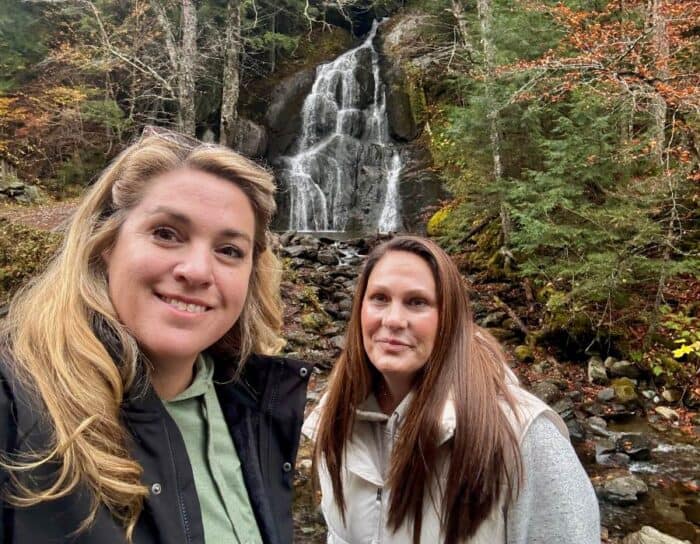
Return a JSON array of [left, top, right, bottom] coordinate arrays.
[[159, 295, 209, 314]]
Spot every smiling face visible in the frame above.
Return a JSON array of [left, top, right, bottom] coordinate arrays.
[[103, 167, 256, 375], [361, 250, 439, 396]]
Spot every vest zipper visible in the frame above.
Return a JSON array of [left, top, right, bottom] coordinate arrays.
[[376, 487, 383, 543], [162, 419, 193, 544]]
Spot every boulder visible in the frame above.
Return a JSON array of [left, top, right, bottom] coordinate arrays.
[[588, 356, 609, 385], [233, 118, 268, 157], [616, 433, 653, 460], [612, 377, 639, 404], [595, 439, 630, 467], [530, 380, 563, 404], [622, 526, 691, 544], [317, 248, 340, 266], [661, 388, 681, 403], [514, 345, 534, 363], [599, 475, 648, 505], [598, 387, 616, 402], [610, 360, 641, 379], [654, 406, 679, 421]]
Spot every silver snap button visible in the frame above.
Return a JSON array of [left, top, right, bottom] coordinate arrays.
[[299, 367, 309, 378], [151, 483, 162, 495], [282, 462, 292, 473]]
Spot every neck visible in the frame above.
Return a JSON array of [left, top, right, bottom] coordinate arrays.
[[376, 376, 412, 415], [150, 357, 197, 400]]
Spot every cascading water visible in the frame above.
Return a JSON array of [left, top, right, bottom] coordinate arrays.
[[281, 20, 402, 233]]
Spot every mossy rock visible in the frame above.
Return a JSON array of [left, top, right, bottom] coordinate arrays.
[[427, 205, 452, 236], [300, 311, 330, 332], [611, 377, 638, 405], [514, 345, 534, 363]]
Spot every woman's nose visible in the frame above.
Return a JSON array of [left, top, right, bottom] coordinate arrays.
[[173, 246, 213, 286], [382, 302, 407, 329]]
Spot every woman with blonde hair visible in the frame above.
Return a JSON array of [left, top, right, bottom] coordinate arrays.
[[0, 129, 311, 543], [304, 235, 599, 543]]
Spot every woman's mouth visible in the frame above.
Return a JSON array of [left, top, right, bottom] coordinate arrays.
[[157, 294, 210, 314]]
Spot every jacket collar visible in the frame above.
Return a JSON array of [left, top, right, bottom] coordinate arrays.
[[355, 391, 457, 446]]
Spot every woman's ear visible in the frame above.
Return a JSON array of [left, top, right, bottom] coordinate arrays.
[[101, 247, 112, 268]]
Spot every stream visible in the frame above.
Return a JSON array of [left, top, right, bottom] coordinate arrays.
[[584, 416, 700, 542]]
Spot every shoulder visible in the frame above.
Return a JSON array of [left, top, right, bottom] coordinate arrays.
[[502, 383, 570, 442], [222, 353, 313, 420], [243, 353, 313, 393], [507, 415, 600, 543]]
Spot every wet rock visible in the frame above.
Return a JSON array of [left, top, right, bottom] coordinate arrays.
[[595, 439, 630, 467], [588, 356, 609, 385], [598, 387, 616, 402], [610, 360, 641, 379], [514, 345, 534, 363], [621, 525, 691, 543], [317, 248, 340, 266], [616, 433, 653, 460], [599, 475, 648, 504], [654, 406, 680, 421], [612, 377, 639, 404], [265, 68, 317, 156], [530, 380, 563, 404], [587, 416, 611, 437]]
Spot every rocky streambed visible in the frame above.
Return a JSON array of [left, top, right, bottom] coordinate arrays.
[[274, 233, 700, 544]]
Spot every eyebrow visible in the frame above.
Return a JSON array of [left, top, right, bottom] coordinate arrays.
[[366, 282, 435, 297], [149, 206, 253, 244]]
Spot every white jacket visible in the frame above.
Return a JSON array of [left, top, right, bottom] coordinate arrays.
[[302, 380, 569, 544]]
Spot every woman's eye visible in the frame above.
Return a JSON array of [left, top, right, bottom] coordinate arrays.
[[369, 293, 388, 303], [152, 226, 179, 243], [409, 298, 428, 307], [217, 245, 244, 259]]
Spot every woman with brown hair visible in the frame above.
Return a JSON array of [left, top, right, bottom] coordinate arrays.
[[304, 235, 599, 543], [0, 130, 310, 543]]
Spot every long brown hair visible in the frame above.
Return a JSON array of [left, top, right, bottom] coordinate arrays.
[[313, 236, 522, 543], [2, 131, 283, 540]]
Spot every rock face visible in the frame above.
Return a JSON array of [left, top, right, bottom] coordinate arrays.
[[265, 69, 317, 158], [233, 118, 268, 158], [622, 526, 691, 544]]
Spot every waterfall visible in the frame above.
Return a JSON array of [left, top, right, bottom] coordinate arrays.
[[281, 20, 402, 233]]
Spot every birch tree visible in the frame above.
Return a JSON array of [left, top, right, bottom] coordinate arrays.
[[149, 0, 198, 135], [220, 0, 241, 147]]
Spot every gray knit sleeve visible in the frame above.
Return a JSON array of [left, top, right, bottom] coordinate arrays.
[[505, 415, 601, 544]]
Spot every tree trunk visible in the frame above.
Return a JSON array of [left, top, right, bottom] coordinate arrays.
[[450, 0, 478, 60], [646, 0, 668, 168], [178, 0, 197, 136], [476, 0, 502, 180], [220, 0, 241, 147]]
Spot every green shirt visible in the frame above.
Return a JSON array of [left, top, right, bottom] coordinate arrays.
[[163, 354, 263, 544]]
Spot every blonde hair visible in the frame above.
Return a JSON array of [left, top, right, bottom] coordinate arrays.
[[1, 132, 284, 539]]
